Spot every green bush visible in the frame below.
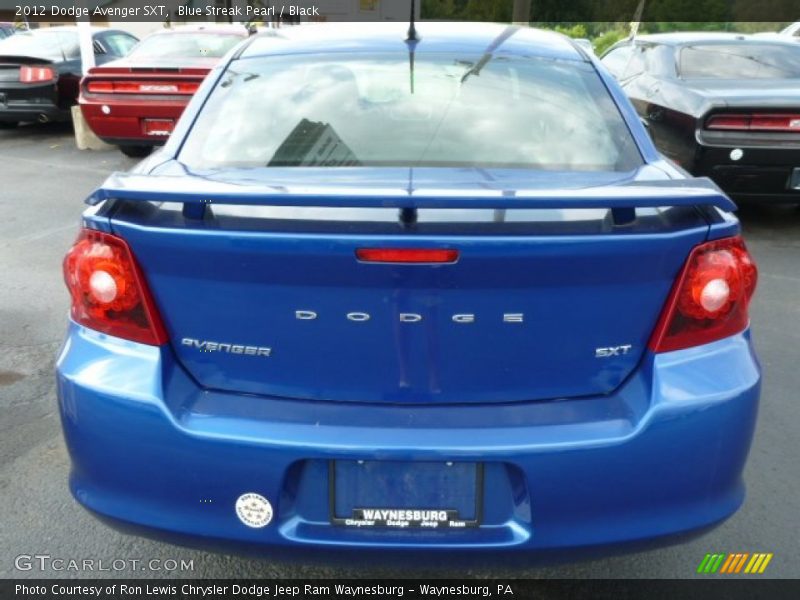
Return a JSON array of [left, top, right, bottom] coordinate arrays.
[[554, 24, 588, 39], [543, 23, 627, 55], [592, 30, 627, 55]]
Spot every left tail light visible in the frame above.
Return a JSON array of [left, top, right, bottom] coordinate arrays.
[[19, 65, 55, 84], [63, 229, 168, 345], [649, 236, 758, 353]]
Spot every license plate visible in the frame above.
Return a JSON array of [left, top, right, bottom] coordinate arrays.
[[142, 119, 175, 136], [330, 460, 483, 529]]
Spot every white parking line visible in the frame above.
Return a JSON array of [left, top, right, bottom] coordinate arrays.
[[14, 224, 77, 243], [0, 152, 124, 176]]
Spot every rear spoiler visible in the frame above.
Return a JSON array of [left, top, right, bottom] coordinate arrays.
[[0, 55, 55, 65], [88, 172, 736, 221]]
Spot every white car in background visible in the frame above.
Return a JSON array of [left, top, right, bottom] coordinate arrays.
[[779, 22, 799, 38]]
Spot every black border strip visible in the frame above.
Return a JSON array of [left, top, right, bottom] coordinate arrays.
[[1, 1, 799, 22], [6, 580, 800, 600]]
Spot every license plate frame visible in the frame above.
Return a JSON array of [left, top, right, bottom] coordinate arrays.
[[329, 460, 484, 529], [142, 118, 175, 137]]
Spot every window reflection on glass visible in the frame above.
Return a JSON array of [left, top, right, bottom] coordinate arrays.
[[0, 30, 77, 61], [180, 53, 642, 172], [129, 33, 242, 59], [680, 44, 800, 79]]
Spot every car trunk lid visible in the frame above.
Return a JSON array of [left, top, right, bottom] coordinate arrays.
[[685, 78, 800, 108], [98, 168, 728, 404], [82, 58, 216, 98]]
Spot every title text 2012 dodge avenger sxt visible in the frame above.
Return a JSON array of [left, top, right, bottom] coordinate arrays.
[[56, 23, 760, 559]]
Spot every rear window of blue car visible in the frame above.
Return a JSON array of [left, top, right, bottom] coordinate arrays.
[[179, 53, 642, 171]]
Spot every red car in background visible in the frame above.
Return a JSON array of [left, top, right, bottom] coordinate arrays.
[[80, 24, 250, 157]]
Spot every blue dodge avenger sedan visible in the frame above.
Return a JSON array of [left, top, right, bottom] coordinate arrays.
[[57, 23, 760, 559]]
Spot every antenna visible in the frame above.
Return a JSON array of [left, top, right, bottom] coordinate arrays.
[[400, 169, 417, 227], [407, 0, 418, 42], [620, 0, 646, 82], [404, 0, 420, 94], [629, 0, 646, 42]]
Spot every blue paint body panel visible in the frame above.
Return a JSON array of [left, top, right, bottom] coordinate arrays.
[[110, 217, 707, 404], [57, 324, 760, 555], [57, 23, 760, 560]]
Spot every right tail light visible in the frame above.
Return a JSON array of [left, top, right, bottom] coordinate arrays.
[[649, 236, 758, 353]]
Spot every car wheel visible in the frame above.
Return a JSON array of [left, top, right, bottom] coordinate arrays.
[[0, 121, 18, 129], [119, 145, 152, 158]]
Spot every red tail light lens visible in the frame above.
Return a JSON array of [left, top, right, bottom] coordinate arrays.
[[706, 113, 800, 132], [649, 236, 757, 353], [356, 248, 459, 263], [19, 65, 55, 83], [705, 114, 749, 130], [86, 80, 200, 94], [63, 229, 168, 345], [85, 81, 114, 93]]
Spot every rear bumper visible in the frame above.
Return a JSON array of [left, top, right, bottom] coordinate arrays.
[[0, 100, 69, 123], [694, 142, 800, 203], [79, 95, 188, 145], [0, 81, 70, 123], [56, 322, 761, 559]]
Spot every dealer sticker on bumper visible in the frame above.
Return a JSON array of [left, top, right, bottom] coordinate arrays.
[[235, 493, 273, 528], [342, 508, 474, 529]]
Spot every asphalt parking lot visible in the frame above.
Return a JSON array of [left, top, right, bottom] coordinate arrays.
[[0, 122, 798, 579]]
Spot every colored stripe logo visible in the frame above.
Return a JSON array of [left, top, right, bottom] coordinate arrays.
[[697, 553, 773, 574]]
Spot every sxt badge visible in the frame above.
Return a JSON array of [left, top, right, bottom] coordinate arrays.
[[596, 345, 633, 358]]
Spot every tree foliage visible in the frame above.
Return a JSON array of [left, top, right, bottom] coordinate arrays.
[[420, 1, 790, 54]]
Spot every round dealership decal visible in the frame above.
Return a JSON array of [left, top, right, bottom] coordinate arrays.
[[235, 493, 273, 528]]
